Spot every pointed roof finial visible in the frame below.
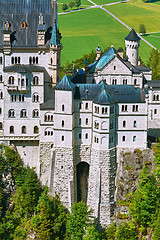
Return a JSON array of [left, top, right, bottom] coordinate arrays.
[[39, 13, 43, 25]]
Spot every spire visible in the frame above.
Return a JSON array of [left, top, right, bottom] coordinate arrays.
[[50, 19, 60, 46]]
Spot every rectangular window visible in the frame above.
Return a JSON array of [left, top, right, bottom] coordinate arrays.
[[132, 105, 138, 112], [123, 79, 127, 85], [79, 133, 81, 139], [86, 118, 88, 125]]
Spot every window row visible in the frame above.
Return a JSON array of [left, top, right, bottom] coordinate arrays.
[[5, 20, 27, 30], [78, 133, 88, 140], [122, 105, 139, 112], [8, 76, 39, 85], [153, 95, 160, 101], [9, 126, 39, 134], [122, 135, 136, 142], [111, 79, 138, 85], [29, 57, 39, 65], [79, 118, 89, 126], [123, 120, 137, 128], [79, 102, 89, 110], [44, 114, 53, 122], [10, 93, 39, 102], [11, 57, 21, 65], [8, 109, 39, 118], [95, 106, 113, 114]]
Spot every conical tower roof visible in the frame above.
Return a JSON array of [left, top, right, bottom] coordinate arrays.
[[125, 29, 140, 41]]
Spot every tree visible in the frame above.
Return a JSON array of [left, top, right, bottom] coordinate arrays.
[[83, 225, 102, 240], [62, 3, 68, 11], [66, 201, 92, 240], [68, 1, 75, 9], [148, 48, 160, 80], [139, 24, 146, 35], [74, 0, 81, 8], [116, 221, 137, 240]]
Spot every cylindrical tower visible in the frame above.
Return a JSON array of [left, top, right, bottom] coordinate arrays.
[[125, 29, 140, 66]]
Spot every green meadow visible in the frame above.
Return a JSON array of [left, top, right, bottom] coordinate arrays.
[[59, 8, 152, 65], [143, 32, 160, 49], [93, 0, 121, 5], [58, 0, 93, 5], [105, 0, 160, 33]]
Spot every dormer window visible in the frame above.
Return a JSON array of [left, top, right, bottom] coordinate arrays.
[[21, 21, 27, 29], [5, 21, 11, 30]]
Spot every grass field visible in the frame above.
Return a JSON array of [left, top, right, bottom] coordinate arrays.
[[105, 0, 160, 33], [143, 32, 160, 49], [92, 0, 121, 4], [58, 8, 152, 65]]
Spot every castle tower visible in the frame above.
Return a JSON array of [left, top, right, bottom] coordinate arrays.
[[125, 29, 140, 66], [37, 13, 45, 46], [49, 19, 62, 86], [51, 75, 76, 208]]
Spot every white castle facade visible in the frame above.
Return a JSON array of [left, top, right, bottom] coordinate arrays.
[[0, 0, 160, 225]]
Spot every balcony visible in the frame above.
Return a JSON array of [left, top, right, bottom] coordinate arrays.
[[17, 86, 29, 93], [7, 85, 18, 91]]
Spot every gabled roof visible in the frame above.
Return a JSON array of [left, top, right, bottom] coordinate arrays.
[[125, 29, 140, 41], [94, 82, 114, 105], [89, 47, 116, 73], [55, 75, 75, 90]]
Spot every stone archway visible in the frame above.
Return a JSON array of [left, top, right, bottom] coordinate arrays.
[[76, 162, 89, 203]]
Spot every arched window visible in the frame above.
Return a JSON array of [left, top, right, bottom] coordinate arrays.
[[122, 136, 125, 142], [36, 57, 38, 64], [62, 104, 64, 111], [101, 121, 107, 130], [0, 75, 2, 82], [44, 113, 53, 122], [15, 57, 17, 64], [62, 120, 64, 127], [0, 108, 2, 114], [21, 21, 27, 29], [133, 136, 136, 142], [5, 21, 10, 29], [51, 58, 53, 65], [0, 91, 3, 99], [0, 122, 2, 130], [85, 133, 88, 139], [0, 57, 2, 65], [8, 109, 15, 118], [20, 109, 27, 118], [21, 79, 24, 86], [133, 120, 137, 127], [33, 93, 39, 102], [123, 120, 126, 127], [44, 128, 53, 136], [79, 118, 81, 126], [22, 126, 26, 134], [33, 76, 39, 85], [29, 57, 32, 64], [33, 109, 39, 118], [8, 76, 14, 85], [10, 126, 14, 134], [86, 118, 88, 125], [33, 57, 35, 64], [18, 57, 20, 64], [34, 126, 39, 134], [11, 57, 14, 64]]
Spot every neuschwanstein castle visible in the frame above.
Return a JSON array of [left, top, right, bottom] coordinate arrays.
[[0, 0, 160, 226]]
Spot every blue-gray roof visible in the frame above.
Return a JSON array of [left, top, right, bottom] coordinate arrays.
[[73, 80, 145, 103], [50, 20, 60, 46], [0, 0, 56, 47], [89, 47, 116, 73], [125, 29, 140, 41], [55, 75, 75, 90], [4, 64, 45, 73]]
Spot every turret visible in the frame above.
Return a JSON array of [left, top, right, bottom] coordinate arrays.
[[37, 13, 45, 46], [3, 20, 11, 55], [125, 29, 140, 66], [96, 45, 101, 61]]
